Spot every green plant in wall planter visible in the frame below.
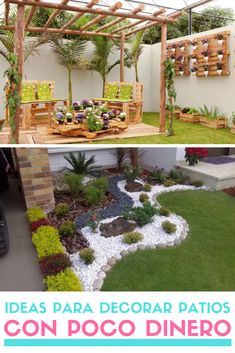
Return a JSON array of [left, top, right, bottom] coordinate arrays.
[[4, 53, 21, 144], [164, 59, 177, 136]]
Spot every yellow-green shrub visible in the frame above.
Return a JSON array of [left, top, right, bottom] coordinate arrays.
[[26, 207, 46, 224], [44, 268, 83, 291], [32, 226, 64, 258]]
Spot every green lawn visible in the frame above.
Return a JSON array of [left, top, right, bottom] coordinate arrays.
[[93, 113, 235, 144], [102, 190, 235, 291]]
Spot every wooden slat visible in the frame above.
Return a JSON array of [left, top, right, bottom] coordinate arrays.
[[25, 0, 40, 28], [5, 3, 10, 25], [44, 0, 70, 29], [96, 4, 145, 33], [61, 0, 99, 31], [79, 2, 123, 31]]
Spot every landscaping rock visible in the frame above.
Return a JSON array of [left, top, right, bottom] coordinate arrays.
[[61, 230, 89, 254], [97, 271, 106, 280], [93, 279, 103, 290], [125, 181, 143, 192], [108, 258, 116, 266], [120, 250, 129, 256], [138, 244, 146, 250], [100, 217, 136, 238], [101, 264, 111, 272]]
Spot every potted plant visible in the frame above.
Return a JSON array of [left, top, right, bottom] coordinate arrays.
[[199, 104, 227, 129], [177, 55, 184, 63], [170, 54, 176, 64], [202, 50, 210, 63], [191, 67, 197, 76], [218, 50, 224, 61], [216, 62, 223, 76], [76, 113, 85, 124], [180, 107, 201, 123], [119, 112, 127, 122], [171, 43, 176, 53], [216, 33, 224, 46], [202, 38, 209, 48], [191, 54, 197, 64], [66, 112, 73, 123], [178, 64, 184, 76], [56, 112, 65, 125], [203, 64, 209, 77], [185, 147, 208, 166], [73, 101, 83, 112], [191, 41, 198, 50], [179, 43, 185, 53]]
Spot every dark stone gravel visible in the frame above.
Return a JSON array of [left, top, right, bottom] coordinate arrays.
[[76, 176, 133, 229]]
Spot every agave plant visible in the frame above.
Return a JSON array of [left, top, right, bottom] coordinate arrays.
[[64, 152, 99, 175], [199, 104, 224, 120]]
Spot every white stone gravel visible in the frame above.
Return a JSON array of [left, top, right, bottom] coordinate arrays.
[[70, 180, 210, 291]]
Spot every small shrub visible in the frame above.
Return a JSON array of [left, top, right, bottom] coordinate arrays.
[[84, 177, 108, 207], [159, 207, 170, 217], [168, 168, 188, 184], [149, 168, 167, 184], [55, 203, 69, 217], [162, 220, 177, 234], [143, 183, 152, 192], [139, 193, 149, 203], [123, 232, 143, 244], [164, 180, 176, 188], [26, 207, 46, 224], [63, 173, 83, 196], [124, 202, 158, 227], [32, 226, 64, 258], [39, 253, 72, 277], [123, 165, 142, 183], [64, 152, 98, 175], [79, 248, 95, 265], [59, 221, 76, 237], [44, 268, 83, 291], [30, 218, 51, 232], [192, 180, 203, 188]]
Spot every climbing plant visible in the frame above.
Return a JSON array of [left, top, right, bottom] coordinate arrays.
[[164, 59, 177, 136], [4, 53, 21, 144]]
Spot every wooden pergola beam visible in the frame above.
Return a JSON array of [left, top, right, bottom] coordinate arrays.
[[111, 7, 166, 35], [25, 0, 40, 28], [3, 24, 119, 38], [4, 0, 176, 24], [79, 2, 123, 31], [44, 0, 70, 29], [120, 32, 125, 82], [96, 3, 145, 33], [61, 0, 99, 31], [5, 3, 10, 25], [160, 22, 167, 133]]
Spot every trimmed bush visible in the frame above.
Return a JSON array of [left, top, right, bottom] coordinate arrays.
[[163, 180, 176, 188], [162, 220, 177, 234], [32, 226, 64, 258], [39, 253, 72, 277], [79, 248, 95, 265], [30, 218, 51, 232], [26, 207, 46, 224], [59, 221, 76, 237], [123, 232, 144, 244], [139, 193, 149, 203], [44, 268, 83, 291], [63, 173, 83, 196], [159, 207, 170, 217], [55, 203, 69, 217], [143, 183, 152, 192], [84, 177, 108, 207], [124, 202, 157, 227], [192, 180, 203, 188]]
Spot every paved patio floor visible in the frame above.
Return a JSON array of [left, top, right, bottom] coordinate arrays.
[[0, 176, 44, 291]]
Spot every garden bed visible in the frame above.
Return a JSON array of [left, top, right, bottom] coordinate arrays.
[[180, 112, 201, 124], [200, 116, 227, 129]]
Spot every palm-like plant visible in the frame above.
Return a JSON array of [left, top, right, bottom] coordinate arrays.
[[64, 152, 99, 175], [89, 36, 121, 96], [49, 36, 87, 106], [125, 30, 145, 82], [0, 30, 48, 62]]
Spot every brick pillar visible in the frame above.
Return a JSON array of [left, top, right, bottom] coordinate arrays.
[[16, 148, 55, 212]]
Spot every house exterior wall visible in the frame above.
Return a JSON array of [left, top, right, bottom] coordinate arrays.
[[16, 148, 55, 212]]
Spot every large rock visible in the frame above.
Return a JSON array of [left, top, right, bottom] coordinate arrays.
[[100, 217, 136, 238], [125, 182, 143, 192]]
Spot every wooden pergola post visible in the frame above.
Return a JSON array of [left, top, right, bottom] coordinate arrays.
[[160, 22, 167, 133], [12, 4, 25, 143], [120, 32, 125, 82]]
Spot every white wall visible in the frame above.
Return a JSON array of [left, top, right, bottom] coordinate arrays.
[[151, 25, 235, 125], [141, 147, 184, 171], [0, 41, 153, 118]]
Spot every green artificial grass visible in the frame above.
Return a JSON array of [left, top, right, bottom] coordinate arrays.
[[93, 113, 235, 144], [102, 190, 235, 291]]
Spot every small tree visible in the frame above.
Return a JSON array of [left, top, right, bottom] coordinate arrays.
[[164, 59, 177, 137], [125, 30, 145, 82]]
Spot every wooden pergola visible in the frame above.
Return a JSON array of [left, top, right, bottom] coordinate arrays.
[[1, 0, 182, 142]]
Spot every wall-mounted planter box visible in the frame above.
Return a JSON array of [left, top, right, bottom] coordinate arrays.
[[180, 112, 201, 124], [200, 116, 227, 129]]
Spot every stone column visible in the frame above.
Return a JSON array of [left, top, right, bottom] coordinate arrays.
[[16, 148, 55, 212]]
